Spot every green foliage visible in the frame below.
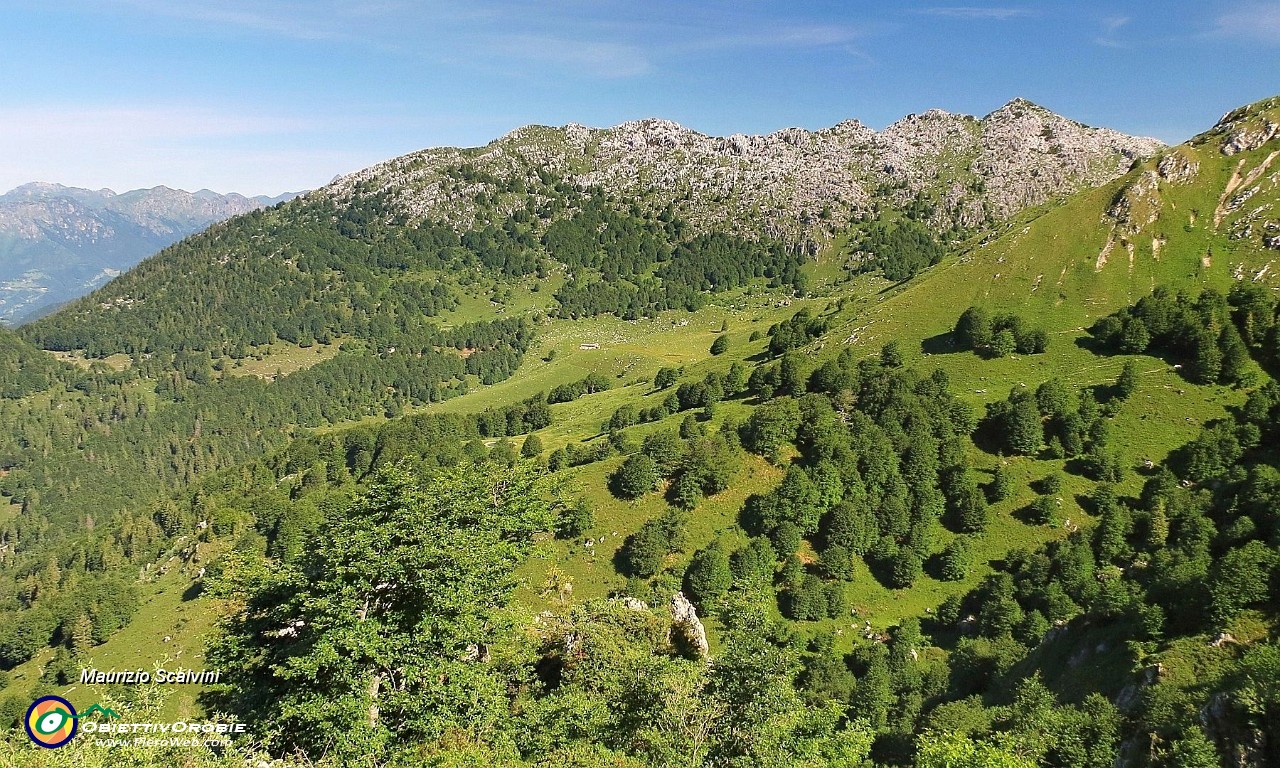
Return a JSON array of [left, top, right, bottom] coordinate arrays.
[[550, 203, 806, 319], [617, 510, 686, 578], [653, 366, 681, 390], [987, 464, 1013, 503], [549, 371, 614, 404], [989, 329, 1017, 358], [1208, 540, 1276, 625], [940, 537, 972, 581], [881, 339, 905, 368], [785, 573, 831, 621], [739, 397, 801, 463], [556, 498, 595, 540], [985, 388, 1043, 455], [915, 730, 1036, 768], [1093, 286, 1263, 386], [710, 334, 729, 355], [954, 307, 1047, 358], [610, 454, 660, 500], [683, 542, 732, 607], [767, 309, 828, 357], [206, 462, 550, 761], [521, 433, 544, 458], [1115, 359, 1139, 399], [856, 217, 945, 282], [954, 306, 993, 350], [889, 547, 924, 589]]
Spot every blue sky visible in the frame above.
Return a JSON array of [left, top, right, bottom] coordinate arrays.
[[1, 0, 1277, 196]]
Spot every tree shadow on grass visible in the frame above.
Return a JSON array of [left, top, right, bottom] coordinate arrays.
[[1072, 332, 1112, 356], [924, 552, 949, 581], [921, 331, 962, 356]]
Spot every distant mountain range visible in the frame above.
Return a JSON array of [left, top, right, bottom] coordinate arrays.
[[0, 183, 300, 323]]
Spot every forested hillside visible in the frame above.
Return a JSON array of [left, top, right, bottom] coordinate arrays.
[[0, 97, 1277, 768]]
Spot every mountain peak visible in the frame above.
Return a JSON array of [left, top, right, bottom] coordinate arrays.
[[983, 98, 1055, 121], [327, 99, 1164, 248]]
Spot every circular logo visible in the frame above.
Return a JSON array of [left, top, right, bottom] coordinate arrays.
[[24, 695, 78, 748]]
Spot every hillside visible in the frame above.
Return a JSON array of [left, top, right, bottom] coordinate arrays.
[[17, 99, 1160, 359], [0, 183, 298, 324], [0, 97, 1277, 768]]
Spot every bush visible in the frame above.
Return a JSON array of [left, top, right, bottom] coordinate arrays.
[[555, 499, 594, 539]]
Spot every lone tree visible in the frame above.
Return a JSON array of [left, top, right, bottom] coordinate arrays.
[[880, 339, 905, 368], [1115, 360, 1140, 400], [710, 334, 729, 355], [520, 434, 544, 458], [940, 537, 972, 581], [610, 453, 660, 499]]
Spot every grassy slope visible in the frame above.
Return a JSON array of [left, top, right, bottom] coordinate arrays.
[[0, 549, 222, 721], [6, 99, 1277, 715]]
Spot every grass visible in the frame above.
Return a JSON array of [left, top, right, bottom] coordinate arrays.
[[225, 341, 340, 379], [48, 351, 131, 371], [516, 448, 781, 606], [0, 554, 220, 721]]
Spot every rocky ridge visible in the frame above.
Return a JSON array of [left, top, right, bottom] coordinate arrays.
[[328, 98, 1163, 246], [1102, 96, 1280, 256]]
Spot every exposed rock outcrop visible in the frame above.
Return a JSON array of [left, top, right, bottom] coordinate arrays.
[[1200, 692, 1268, 768], [328, 99, 1163, 245], [669, 592, 709, 659]]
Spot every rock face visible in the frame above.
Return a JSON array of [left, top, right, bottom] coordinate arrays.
[[669, 591, 709, 659], [1216, 98, 1280, 156], [1200, 692, 1268, 768], [0, 183, 299, 323], [329, 99, 1162, 247]]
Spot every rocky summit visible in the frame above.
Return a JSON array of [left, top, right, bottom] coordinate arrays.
[[329, 98, 1162, 248]]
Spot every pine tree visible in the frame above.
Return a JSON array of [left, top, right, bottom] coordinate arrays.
[[940, 537, 972, 581], [990, 329, 1017, 358], [1006, 395, 1043, 455], [1115, 360, 1139, 399], [988, 463, 1013, 503]]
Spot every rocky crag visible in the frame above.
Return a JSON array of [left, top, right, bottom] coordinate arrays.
[[329, 99, 1163, 248]]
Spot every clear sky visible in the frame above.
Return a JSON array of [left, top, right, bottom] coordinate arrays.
[[1, 0, 1277, 196]]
